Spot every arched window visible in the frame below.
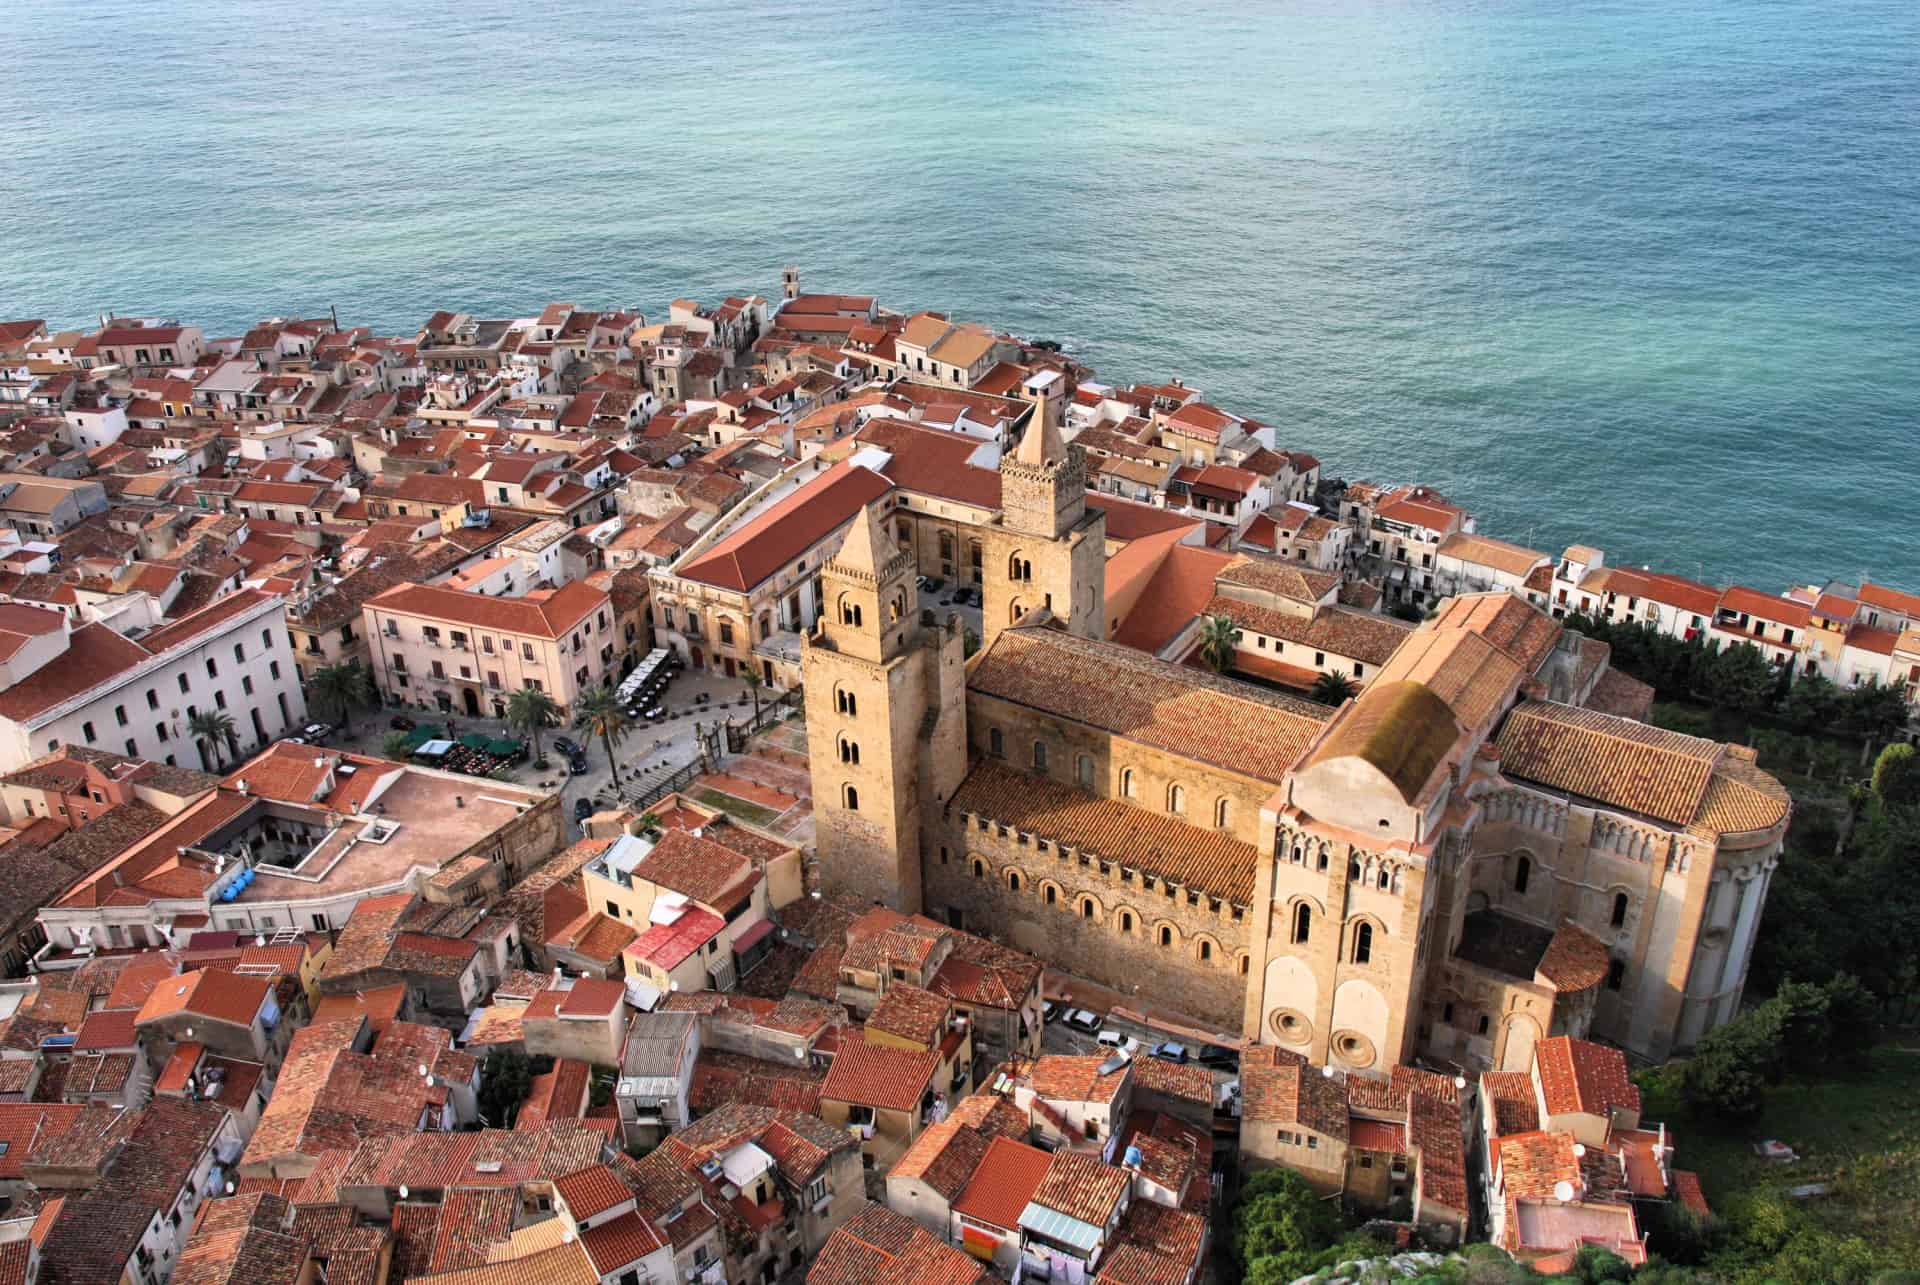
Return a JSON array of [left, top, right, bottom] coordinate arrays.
[[989, 728, 1004, 758], [1032, 740, 1048, 771], [1514, 855, 1531, 895], [1348, 858, 1360, 883], [838, 595, 862, 627], [1353, 921, 1373, 965], [1292, 904, 1312, 944], [842, 784, 859, 812], [1166, 783, 1185, 815], [1611, 892, 1629, 928], [1198, 939, 1213, 962], [1045, 885, 1058, 906], [1119, 912, 1134, 934], [1076, 754, 1094, 788], [1317, 846, 1329, 872], [1121, 769, 1136, 799], [837, 737, 859, 765], [1238, 953, 1250, 976], [1079, 897, 1096, 920], [1159, 925, 1174, 948], [971, 858, 986, 878], [1477, 1014, 1490, 1035], [1008, 871, 1023, 893], [835, 687, 857, 716], [1377, 867, 1390, 890], [1214, 797, 1230, 828]]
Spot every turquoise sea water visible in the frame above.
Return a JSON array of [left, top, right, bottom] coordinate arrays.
[[2, 1, 1915, 589]]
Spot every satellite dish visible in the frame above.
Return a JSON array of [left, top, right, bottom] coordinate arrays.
[[1453, 1075, 1467, 1090], [1321, 1065, 1335, 1078], [1552, 1180, 1575, 1203], [1572, 1143, 1586, 1158], [399, 1184, 410, 1199], [562, 1229, 576, 1244]]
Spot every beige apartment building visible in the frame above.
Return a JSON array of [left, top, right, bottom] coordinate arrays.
[[362, 578, 616, 719]]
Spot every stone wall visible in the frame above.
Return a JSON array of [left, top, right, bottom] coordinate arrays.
[[927, 812, 1251, 1033]]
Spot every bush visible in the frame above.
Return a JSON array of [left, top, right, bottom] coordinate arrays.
[[1872, 743, 1920, 808]]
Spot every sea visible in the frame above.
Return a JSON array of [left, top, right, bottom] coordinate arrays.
[[2, 0, 1916, 591]]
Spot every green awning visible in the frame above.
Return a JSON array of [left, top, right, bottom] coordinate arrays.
[[459, 733, 492, 750], [487, 738, 522, 756]]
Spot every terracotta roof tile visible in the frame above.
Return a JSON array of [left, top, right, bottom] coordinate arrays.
[[968, 624, 1327, 784], [820, 1033, 938, 1113], [1535, 1037, 1640, 1120], [950, 761, 1261, 904], [1029, 1151, 1129, 1225], [949, 1135, 1052, 1229]]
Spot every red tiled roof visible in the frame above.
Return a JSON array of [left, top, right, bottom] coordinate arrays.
[[136, 968, 267, 1028], [950, 1136, 1052, 1229], [677, 459, 893, 591], [1534, 1036, 1640, 1119], [820, 1033, 938, 1113], [366, 577, 607, 639], [556, 1163, 632, 1221]]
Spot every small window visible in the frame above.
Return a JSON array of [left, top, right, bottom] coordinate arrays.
[[989, 728, 1004, 758], [1079, 897, 1095, 920], [1120, 912, 1134, 933], [1292, 904, 1311, 944], [972, 858, 987, 879], [1607, 959, 1626, 991], [1198, 939, 1212, 961], [1121, 768, 1136, 798], [1008, 871, 1023, 892], [1515, 855, 1531, 895], [1045, 885, 1057, 906], [1031, 740, 1047, 771], [1477, 1014, 1491, 1035], [1214, 797, 1230, 828], [1353, 921, 1373, 965], [842, 784, 859, 812], [1075, 754, 1094, 788], [1158, 925, 1173, 948], [1166, 783, 1185, 814], [1442, 1001, 1455, 1024], [1610, 892, 1629, 928]]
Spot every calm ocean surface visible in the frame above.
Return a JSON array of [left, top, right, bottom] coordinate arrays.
[[2, 1, 1915, 589]]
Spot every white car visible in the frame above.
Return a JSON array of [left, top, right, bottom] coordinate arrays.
[[1096, 1028, 1140, 1054], [1065, 1009, 1102, 1035]]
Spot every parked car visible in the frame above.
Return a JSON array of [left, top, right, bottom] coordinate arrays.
[[1150, 1041, 1189, 1064], [1042, 1001, 1059, 1024], [568, 755, 590, 776], [1065, 1009, 1102, 1035], [1196, 1043, 1240, 1071], [300, 722, 334, 742], [573, 797, 595, 822], [553, 736, 582, 757], [1097, 1029, 1140, 1055], [923, 576, 945, 594], [389, 715, 416, 731]]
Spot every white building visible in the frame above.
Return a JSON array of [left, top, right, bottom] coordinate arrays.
[[0, 588, 307, 773]]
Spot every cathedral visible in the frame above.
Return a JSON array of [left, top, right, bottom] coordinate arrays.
[[803, 412, 1789, 1073]]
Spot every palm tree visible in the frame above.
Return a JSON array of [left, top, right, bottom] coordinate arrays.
[[1311, 670, 1358, 706], [577, 685, 631, 787], [506, 686, 561, 765], [189, 710, 238, 773], [310, 663, 375, 735], [1197, 614, 1242, 674]]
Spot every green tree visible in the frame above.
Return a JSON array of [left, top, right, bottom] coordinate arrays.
[[1570, 1245, 1632, 1283], [1233, 1167, 1341, 1275], [1843, 679, 1910, 745], [1197, 613, 1242, 674], [381, 730, 413, 761], [1871, 742, 1920, 809], [1681, 1000, 1784, 1121], [310, 662, 375, 734], [506, 686, 560, 765], [188, 709, 239, 772], [1310, 670, 1358, 706], [577, 685, 631, 787], [478, 1048, 531, 1126], [1697, 642, 1775, 713], [1782, 672, 1844, 733]]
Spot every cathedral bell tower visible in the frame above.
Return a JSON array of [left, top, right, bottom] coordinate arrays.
[[983, 391, 1107, 651], [802, 500, 965, 912]]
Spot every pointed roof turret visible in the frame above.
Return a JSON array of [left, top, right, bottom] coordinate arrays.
[[830, 501, 899, 577], [1012, 405, 1066, 468]]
